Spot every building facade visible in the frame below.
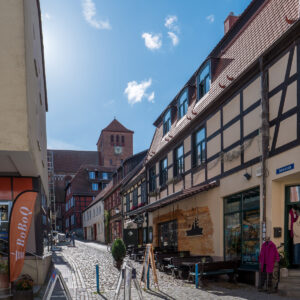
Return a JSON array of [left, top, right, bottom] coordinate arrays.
[[63, 165, 114, 236], [0, 0, 51, 288], [126, 0, 300, 283]]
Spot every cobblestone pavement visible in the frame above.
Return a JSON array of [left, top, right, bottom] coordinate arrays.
[[60, 240, 297, 300]]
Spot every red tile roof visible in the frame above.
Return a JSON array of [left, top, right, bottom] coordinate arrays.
[[49, 150, 99, 174], [102, 119, 134, 133], [147, 0, 298, 163]]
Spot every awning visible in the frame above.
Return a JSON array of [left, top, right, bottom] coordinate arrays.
[[126, 180, 219, 216]]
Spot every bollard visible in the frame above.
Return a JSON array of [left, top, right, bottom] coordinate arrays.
[[195, 263, 198, 288], [147, 265, 150, 289], [96, 265, 100, 293]]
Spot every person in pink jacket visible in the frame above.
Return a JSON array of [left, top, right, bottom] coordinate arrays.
[[258, 238, 280, 292]]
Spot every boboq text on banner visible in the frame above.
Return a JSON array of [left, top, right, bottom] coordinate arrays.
[[9, 191, 37, 282]]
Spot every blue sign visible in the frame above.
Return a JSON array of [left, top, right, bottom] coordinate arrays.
[[276, 163, 294, 175]]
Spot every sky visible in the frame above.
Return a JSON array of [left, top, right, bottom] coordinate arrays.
[[41, 0, 251, 154]]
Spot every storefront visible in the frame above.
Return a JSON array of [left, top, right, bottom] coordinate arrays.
[[285, 185, 300, 267], [224, 187, 260, 269]]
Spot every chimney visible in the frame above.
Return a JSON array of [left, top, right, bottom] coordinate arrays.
[[224, 12, 239, 35]]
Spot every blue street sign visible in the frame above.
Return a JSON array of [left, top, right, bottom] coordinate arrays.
[[276, 163, 294, 175]]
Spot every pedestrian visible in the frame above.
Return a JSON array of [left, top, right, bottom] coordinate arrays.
[[71, 231, 76, 247]]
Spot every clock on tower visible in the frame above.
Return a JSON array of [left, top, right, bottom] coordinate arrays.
[[114, 146, 123, 155]]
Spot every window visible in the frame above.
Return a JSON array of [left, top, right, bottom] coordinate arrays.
[[71, 197, 74, 207], [178, 89, 188, 119], [111, 135, 114, 145], [102, 183, 107, 189], [102, 172, 108, 180], [71, 214, 75, 225], [92, 183, 98, 191], [194, 128, 206, 166], [121, 136, 125, 146], [66, 218, 69, 228], [126, 194, 130, 212], [149, 166, 156, 192], [159, 158, 168, 186], [0, 202, 12, 249], [133, 188, 138, 208], [141, 181, 146, 204], [224, 188, 260, 266], [158, 220, 178, 249], [198, 62, 210, 100], [116, 135, 119, 145], [174, 145, 184, 176], [110, 159, 113, 166], [163, 109, 171, 136], [89, 172, 95, 179]]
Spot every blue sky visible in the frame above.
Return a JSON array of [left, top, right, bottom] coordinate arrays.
[[41, 0, 251, 154]]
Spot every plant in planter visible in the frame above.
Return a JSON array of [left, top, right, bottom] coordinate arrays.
[[0, 258, 9, 289], [14, 274, 34, 300], [279, 249, 289, 278], [111, 238, 126, 270]]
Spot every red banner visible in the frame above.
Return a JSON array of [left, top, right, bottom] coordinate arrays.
[[9, 191, 37, 282]]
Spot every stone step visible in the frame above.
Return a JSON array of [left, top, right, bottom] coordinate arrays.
[[278, 287, 300, 298], [287, 269, 300, 277], [280, 277, 300, 284]]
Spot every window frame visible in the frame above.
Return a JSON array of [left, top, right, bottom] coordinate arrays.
[[193, 127, 206, 167], [149, 166, 156, 192], [163, 109, 171, 136], [197, 61, 211, 101], [133, 188, 138, 208], [174, 144, 184, 177], [92, 183, 99, 191], [178, 89, 188, 120], [141, 181, 147, 204], [126, 194, 130, 212], [159, 157, 168, 186]]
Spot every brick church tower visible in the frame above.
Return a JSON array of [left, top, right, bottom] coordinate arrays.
[[96, 119, 134, 167]]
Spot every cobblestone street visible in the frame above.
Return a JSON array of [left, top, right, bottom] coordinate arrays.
[[56, 240, 297, 300]]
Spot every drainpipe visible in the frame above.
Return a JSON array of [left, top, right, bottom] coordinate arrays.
[[260, 57, 269, 242]]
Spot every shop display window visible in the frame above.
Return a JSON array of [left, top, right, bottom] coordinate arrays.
[[158, 220, 178, 250], [224, 187, 260, 267], [0, 201, 12, 254]]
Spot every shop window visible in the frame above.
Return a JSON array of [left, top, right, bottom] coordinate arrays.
[[149, 166, 156, 192], [174, 144, 184, 177], [178, 89, 188, 119], [159, 157, 168, 186], [198, 62, 210, 100], [126, 194, 130, 212], [0, 202, 12, 253], [158, 220, 178, 250], [224, 187, 260, 267], [163, 109, 171, 136], [193, 127, 206, 167], [148, 226, 153, 243]]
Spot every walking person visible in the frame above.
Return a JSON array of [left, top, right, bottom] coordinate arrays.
[[71, 231, 76, 247]]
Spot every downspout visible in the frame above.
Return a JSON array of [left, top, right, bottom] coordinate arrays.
[[259, 57, 269, 242]]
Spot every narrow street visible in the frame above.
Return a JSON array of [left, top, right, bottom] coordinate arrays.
[[56, 241, 297, 300]]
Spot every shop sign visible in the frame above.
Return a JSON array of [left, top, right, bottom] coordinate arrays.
[[276, 163, 294, 175]]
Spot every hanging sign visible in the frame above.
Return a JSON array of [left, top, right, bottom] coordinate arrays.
[[9, 191, 37, 282]]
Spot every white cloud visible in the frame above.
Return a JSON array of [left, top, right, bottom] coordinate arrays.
[[168, 32, 179, 46], [47, 138, 82, 150], [165, 15, 179, 32], [148, 92, 155, 103], [206, 14, 215, 23], [82, 0, 111, 30], [124, 79, 154, 105], [142, 33, 162, 50]]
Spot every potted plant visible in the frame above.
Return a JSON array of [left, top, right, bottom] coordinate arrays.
[[0, 258, 9, 289], [13, 274, 34, 300], [111, 238, 126, 270]]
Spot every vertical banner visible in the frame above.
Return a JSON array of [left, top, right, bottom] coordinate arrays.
[[9, 191, 37, 282]]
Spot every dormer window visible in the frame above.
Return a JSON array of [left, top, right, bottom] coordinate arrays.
[[198, 62, 211, 100], [163, 109, 171, 136], [178, 89, 188, 120]]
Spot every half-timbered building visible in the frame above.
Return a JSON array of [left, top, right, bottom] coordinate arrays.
[[127, 0, 300, 283]]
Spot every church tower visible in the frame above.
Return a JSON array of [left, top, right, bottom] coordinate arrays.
[[96, 119, 134, 167]]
